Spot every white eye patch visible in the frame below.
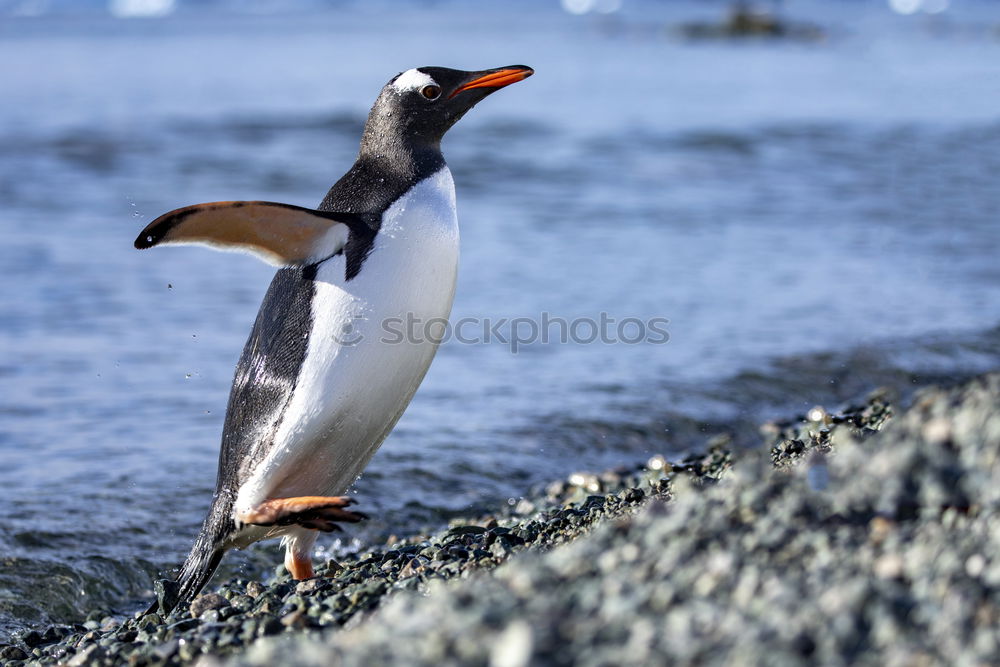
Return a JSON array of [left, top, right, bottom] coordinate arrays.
[[392, 68, 437, 94]]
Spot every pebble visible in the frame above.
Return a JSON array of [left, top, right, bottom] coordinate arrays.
[[245, 581, 266, 599], [190, 593, 230, 619]]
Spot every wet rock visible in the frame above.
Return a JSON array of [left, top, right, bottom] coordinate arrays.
[[295, 578, 329, 595], [280, 609, 308, 629], [152, 578, 181, 617], [200, 609, 223, 624], [190, 593, 230, 619], [65, 644, 104, 666], [489, 541, 513, 559], [399, 557, 428, 579], [166, 618, 199, 633], [447, 546, 469, 559], [152, 638, 180, 662], [0, 645, 29, 661], [19, 630, 45, 648], [40, 626, 70, 644], [245, 581, 266, 599], [258, 618, 283, 637]]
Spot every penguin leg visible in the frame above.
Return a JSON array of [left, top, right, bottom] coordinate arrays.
[[283, 528, 319, 580], [238, 496, 367, 532]]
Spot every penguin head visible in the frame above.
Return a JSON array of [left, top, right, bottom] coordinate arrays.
[[362, 65, 534, 153]]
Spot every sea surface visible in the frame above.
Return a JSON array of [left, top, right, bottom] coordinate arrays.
[[2, 0, 1000, 640]]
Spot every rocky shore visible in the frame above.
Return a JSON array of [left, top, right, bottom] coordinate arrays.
[[4, 373, 999, 666]]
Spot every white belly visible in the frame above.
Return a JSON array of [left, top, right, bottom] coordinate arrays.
[[233, 167, 459, 517]]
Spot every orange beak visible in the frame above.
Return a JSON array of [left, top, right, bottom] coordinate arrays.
[[449, 66, 534, 99]]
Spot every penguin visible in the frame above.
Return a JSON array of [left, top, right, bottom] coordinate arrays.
[[135, 65, 533, 611]]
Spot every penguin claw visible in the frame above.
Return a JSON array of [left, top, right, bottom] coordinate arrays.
[[301, 520, 343, 532], [239, 495, 366, 530]]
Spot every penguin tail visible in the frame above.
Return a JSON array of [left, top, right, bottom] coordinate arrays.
[[148, 512, 230, 617], [175, 537, 226, 607]]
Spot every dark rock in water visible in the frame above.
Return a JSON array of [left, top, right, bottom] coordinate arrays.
[[18, 630, 44, 648], [152, 578, 181, 617], [0, 645, 29, 660], [677, 2, 825, 42], [39, 626, 70, 645]]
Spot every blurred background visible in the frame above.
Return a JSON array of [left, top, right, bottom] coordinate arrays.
[[1, 0, 999, 640]]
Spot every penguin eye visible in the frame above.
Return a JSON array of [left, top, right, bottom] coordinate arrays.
[[420, 85, 442, 100]]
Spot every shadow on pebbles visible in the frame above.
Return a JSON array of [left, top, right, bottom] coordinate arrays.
[[6, 373, 1000, 666]]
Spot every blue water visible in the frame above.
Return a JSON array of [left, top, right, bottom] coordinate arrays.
[[2, 0, 1000, 641]]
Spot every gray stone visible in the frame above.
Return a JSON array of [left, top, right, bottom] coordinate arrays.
[[190, 593, 230, 619]]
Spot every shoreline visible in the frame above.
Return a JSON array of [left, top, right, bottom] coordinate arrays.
[[4, 373, 999, 665]]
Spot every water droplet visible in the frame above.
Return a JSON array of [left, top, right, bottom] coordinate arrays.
[[126, 196, 142, 218]]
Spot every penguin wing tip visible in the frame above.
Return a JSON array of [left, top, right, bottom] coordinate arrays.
[[134, 216, 170, 250], [134, 233, 156, 250]]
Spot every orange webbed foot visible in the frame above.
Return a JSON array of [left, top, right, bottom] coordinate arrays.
[[239, 496, 367, 532]]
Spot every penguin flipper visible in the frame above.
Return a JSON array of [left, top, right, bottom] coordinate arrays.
[[134, 201, 363, 267], [239, 496, 367, 533]]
